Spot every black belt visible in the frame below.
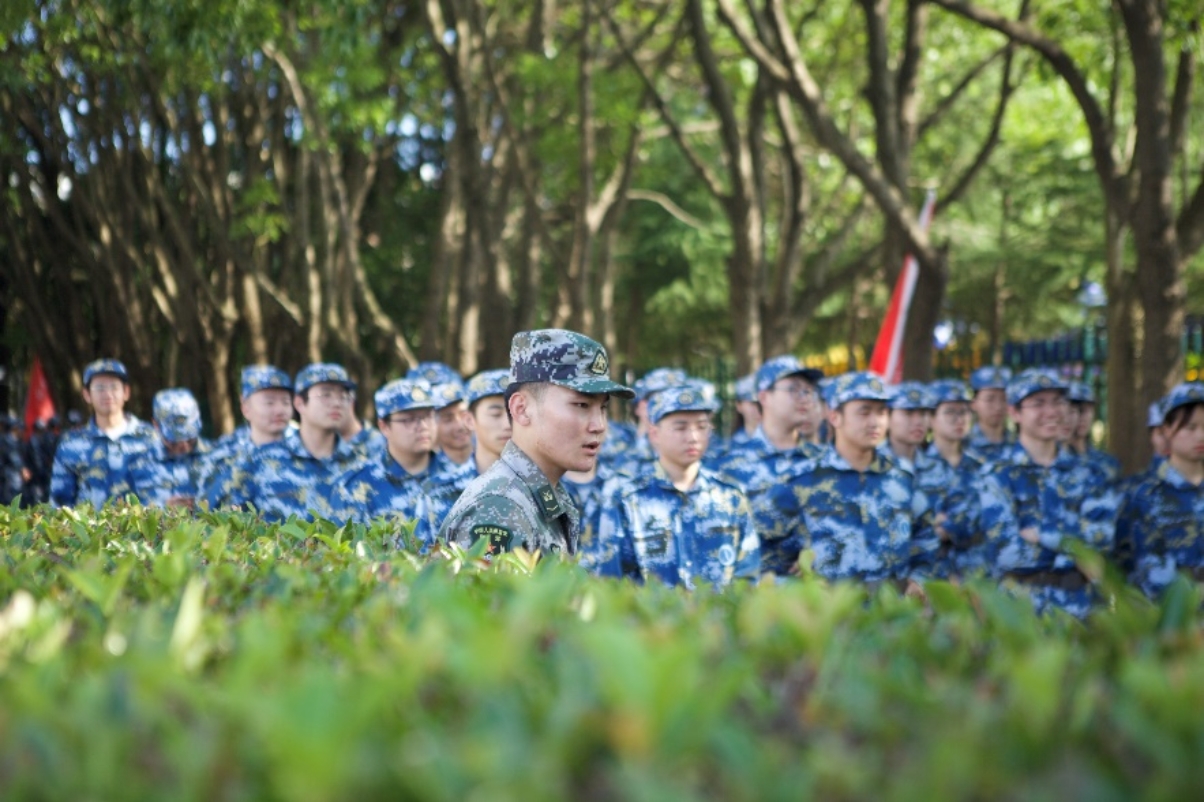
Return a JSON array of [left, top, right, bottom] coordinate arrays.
[[1005, 570, 1089, 591]]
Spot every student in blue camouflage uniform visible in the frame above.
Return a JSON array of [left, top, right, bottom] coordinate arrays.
[[224, 363, 365, 522], [881, 382, 935, 473], [918, 380, 990, 577], [604, 368, 688, 475], [433, 380, 475, 467], [326, 378, 453, 544], [718, 355, 824, 515], [337, 388, 387, 457], [757, 372, 937, 581], [728, 374, 761, 450], [1116, 383, 1204, 598], [200, 366, 294, 509], [588, 380, 760, 588], [439, 330, 634, 557], [50, 359, 156, 508], [1065, 381, 1121, 482], [131, 389, 211, 508], [976, 369, 1120, 617], [425, 369, 512, 526], [968, 366, 1014, 462]]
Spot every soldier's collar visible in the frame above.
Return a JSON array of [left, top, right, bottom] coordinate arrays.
[[499, 440, 569, 520]]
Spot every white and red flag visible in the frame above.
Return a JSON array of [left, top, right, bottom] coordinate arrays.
[[868, 191, 937, 384]]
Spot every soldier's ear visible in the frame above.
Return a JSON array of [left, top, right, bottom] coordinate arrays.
[[509, 391, 533, 426]]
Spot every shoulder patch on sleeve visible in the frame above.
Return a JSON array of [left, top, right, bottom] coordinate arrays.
[[471, 523, 514, 553]]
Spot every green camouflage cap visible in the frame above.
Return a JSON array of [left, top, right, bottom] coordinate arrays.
[[510, 329, 634, 399]]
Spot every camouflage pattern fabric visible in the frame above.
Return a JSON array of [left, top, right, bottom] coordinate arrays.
[[424, 458, 481, 530], [598, 419, 637, 467], [1116, 460, 1204, 599], [438, 440, 580, 557], [82, 358, 129, 386], [325, 450, 448, 546], [915, 444, 991, 577], [966, 424, 1014, 464], [130, 437, 213, 506], [509, 329, 634, 398], [756, 447, 937, 580], [223, 427, 364, 522], [152, 388, 203, 442], [585, 461, 760, 589], [977, 442, 1120, 617], [198, 428, 255, 509], [240, 365, 292, 397], [717, 426, 821, 521], [49, 415, 156, 507], [563, 461, 621, 559]]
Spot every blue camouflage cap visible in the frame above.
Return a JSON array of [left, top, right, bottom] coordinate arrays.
[[1006, 368, 1068, 406], [83, 358, 129, 386], [823, 372, 891, 408], [295, 363, 356, 395], [466, 369, 511, 407], [1067, 381, 1095, 404], [649, 380, 722, 424], [1149, 400, 1166, 428], [431, 379, 467, 408], [375, 378, 437, 418], [929, 379, 973, 406], [756, 355, 824, 394], [153, 388, 202, 443], [970, 366, 1012, 392], [406, 361, 463, 388], [240, 365, 292, 399], [633, 368, 689, 402], [734, 374, 757, 403], [887, 382, 936, 411], [1160, 383, 1204, 422], [510, 329, 635, 399]]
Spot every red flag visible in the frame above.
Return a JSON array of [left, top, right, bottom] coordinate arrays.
[[868, 191, 937, 384], [24, 356, 55, 439]]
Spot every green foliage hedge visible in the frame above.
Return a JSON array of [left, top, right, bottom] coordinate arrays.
[[1, 504, 1203, 800]]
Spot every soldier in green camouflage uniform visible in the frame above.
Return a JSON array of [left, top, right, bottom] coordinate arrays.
[[438, 329, 634, 557]]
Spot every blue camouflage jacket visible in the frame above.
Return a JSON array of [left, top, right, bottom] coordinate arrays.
[[563, 461, 620, 559], [130, 438, 213, 506], [718, 426, 821, 510], [915, 444, 991, 575], [223, 428, 364, 522], [1116, 461, 1204, 598], [50, 415, 156, 508], [757, 446, 938, 580], [967, 424, 1014, 464], [326, 450, 447, 545], [976, 443, 1119, 577], [587, 461, 760, 589]]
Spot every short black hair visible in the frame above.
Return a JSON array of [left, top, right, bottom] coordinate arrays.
[[503, 381, 550, 424]]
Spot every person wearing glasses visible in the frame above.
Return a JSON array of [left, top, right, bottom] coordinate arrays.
[[915, 380, 990, 577], [587, 380, 761, 588], [977, 369, 1120, 617], [200, 365, 294, 509], [325, 378, 453, 546], [719, 356, 825, 569], [406, 361, 472, 466], [439, 329, 634, 558], [224, 363, 365, 522], [50, 358, 156, 508], [757, 371, 937, 583]]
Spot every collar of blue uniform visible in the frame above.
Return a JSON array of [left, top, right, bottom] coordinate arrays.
[[969, 424, 1014, 444], [84, 413, 146, 439], [921, 442, 984, 469], [380, 449, 440, 482], [817, 445, 892, 474], [999, 441, 1077, 469], [646, 459, 714, 494], [498, 440, 570, 520], [282, 427, 356, 461], [750, 425, 816, 457], [1155, 459, 1204, 490]]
